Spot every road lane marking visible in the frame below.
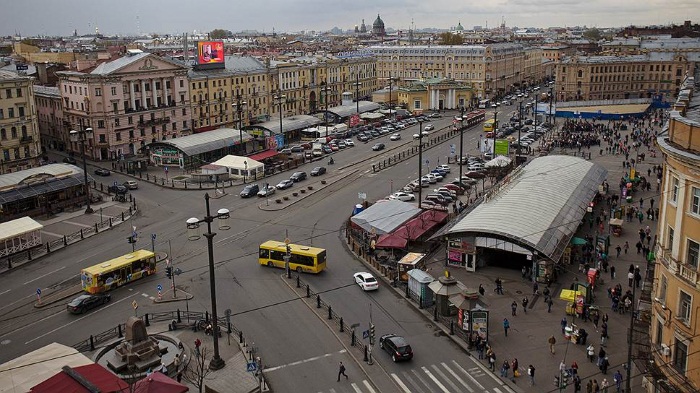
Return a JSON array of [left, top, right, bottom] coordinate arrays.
[[362, 380, 376, 393], [24, 292, 140, 345], [391, 374, 412, 393], [452, 360, 485, 390], [263, 349, 347, 372], [63, 220, 92, 228], [422, 366, 449, 393], [441, 362, 474, 392], [431, 364, 460, 392], [410, 369, 431, 392], [351, 383, 363, 393], [0, 289, 9, 296], [23, 266, 65, 285]]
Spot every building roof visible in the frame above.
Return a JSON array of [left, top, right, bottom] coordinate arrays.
[[29, 364, 130, 393], [0, 216, 43, 240], [33, 85, 61, 98], [0, 164, 89, 205], [211, 155, 264, 170], [248, 114, 321, 135], [351, 200, 422, 235], [444, 155, 608, 262], [91, 52, 185, 75], [326, 101, 380, 118], [147, 128, 252, 157]]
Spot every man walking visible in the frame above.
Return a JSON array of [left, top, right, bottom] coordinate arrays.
[[548, 335, 556, 354], [613, 370, 623, 392], [546, 296, 553, 313], [610, 265, 616, 280], [503, 318, 510, 337], [511, 301, 517, 316], [527, 364, 535, 386], [522, 297, 529, 314], [337, 362, 348, 382]]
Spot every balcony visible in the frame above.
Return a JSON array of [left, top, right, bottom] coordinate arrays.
[[19, 136, 33, 144], [657, 246, 678, 274], [679, 264, 698, 286], [137, 117, 171, 128]]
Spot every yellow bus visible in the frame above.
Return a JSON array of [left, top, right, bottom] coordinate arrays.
[[80, 250, 157, 294], [258, 240, 327, 274], [483, 119, 496, 134]]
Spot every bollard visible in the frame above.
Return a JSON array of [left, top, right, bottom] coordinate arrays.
[[450, 320, 454, 335], [27, 250, 32, 261], [90, 335, 95, 351], [95, 223, 98, 232], [351, 329, 356, 346], [184, 181, 187, 189], [46, 243, 51, 253], [306, 285, 310, 298], [121, 212, 125, 221], [145, 313, 150, 326], [340, 317, 344, 332], [433, 306, 438, 321], [419, 295, 423, 309], [172, 180, 175, 187], [364, 346, 368, 362], [109, 217, 113, 227], [199, 182, 202, 189], [296, 275, 300, 288], [162, 178, 165, 186], [316, 294, 321, 308], [177, 309, 182, 323], [80, 229, 84, 239], [63, 235, 68, 246], [118, 324, 123, 338], [239, 331, 244, 344], [405, 284, 410, 298], [328, 306, 332, 320]]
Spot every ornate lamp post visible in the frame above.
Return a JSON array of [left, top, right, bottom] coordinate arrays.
[[274, 92, 286, 142], [417, 119, 424, 209], [458, 107, 465, 183], [232, 94, 247, 154], [69, 126, 94, 214], [355, 73, 361, 115], [186, 195, 230, 370]]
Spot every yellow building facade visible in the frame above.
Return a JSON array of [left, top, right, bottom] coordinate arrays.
[[651, 77, 700, 393], [0, 71, 42, 173]]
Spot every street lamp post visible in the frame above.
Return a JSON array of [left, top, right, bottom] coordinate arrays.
[[492, 111, 498, 158], [355, 73, 361, 115], [518, 100, 523, 160], [186, 194, 230, 370], [69, 126, 94, 214], [417, 119, 424, 209], [387, 76, 395, 119], [232, 94, 247, 154], [274, 92, 286, 144], [458, 107, 465, 184]]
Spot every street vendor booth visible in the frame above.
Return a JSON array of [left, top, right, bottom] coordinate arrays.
[[398, 252, 426, 282], [561, 280, 593, 316], [609, 218, 623, 236]]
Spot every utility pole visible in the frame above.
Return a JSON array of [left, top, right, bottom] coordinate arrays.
[[625, 280, 637, 393], [368, 303, 374, 365]]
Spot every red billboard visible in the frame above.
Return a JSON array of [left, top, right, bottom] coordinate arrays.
[[197, 41, 224, 65]]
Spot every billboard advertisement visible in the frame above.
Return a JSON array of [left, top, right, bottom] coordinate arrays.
[[197, 41, 224, 66]]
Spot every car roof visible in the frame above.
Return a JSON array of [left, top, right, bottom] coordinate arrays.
[[355, 272, 374, 279], [386, 334, 409, 346]]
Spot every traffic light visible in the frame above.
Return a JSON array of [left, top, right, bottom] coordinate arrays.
[[165, 266, 173, 279], [127, 236, 136, 244], [369, 323, 375, 345]]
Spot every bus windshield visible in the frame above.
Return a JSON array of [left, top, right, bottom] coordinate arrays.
[[80, 250, 157, 293], [259, 241, 327, 273]]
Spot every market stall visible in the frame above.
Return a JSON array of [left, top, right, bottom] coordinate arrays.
[[609, 218, 623, 236]]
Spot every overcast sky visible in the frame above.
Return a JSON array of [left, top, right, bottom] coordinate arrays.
[[2, 0, 698, 37]]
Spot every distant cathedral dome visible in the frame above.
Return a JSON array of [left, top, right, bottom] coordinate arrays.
[[456, 21, 464, 31], [372, 14, 385, 36], [360, 19, 367, 33]]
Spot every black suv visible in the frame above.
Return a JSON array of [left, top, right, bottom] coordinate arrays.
[[240, 184, 260, 198], [290, 171, 307, 182], [379, 334, 413, 362]]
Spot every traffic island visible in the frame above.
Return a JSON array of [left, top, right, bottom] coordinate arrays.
[[258, 171, 356, 211], [152, 287, 194, 303]]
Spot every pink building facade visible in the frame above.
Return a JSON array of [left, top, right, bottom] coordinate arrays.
[[56, 52, 191, 160]]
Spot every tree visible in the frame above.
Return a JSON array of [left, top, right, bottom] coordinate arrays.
[[438, 32, 463, 46], [209, 29, 229, 39], [182, 346, 214, 393], [582, 28, 602, 42]]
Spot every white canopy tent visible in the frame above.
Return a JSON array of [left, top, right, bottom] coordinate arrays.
[[485, 155, 512, 168], [211, 155, 264, 179]]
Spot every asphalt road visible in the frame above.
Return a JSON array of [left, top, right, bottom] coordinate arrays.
[[0, 107, 521, 392]]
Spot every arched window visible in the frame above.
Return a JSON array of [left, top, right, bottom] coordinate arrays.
[[10, 127, 17, 139], [578, 70, 583, 78], [0, 128, 5, 140]]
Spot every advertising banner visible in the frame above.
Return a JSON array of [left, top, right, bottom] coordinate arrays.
[[494, 139, 510, 156], [197, 41, 224, 65], [470, 310, 489, 341]]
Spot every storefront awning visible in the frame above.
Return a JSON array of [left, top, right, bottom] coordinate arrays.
[[248, 150, 279, 161]]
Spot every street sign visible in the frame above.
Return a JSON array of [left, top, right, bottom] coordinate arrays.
[[16, 64, 28, 71], [362, 330, 370, 339], [151, 233, 156, 241], [36, 288, 41, 296], [246, 362, 258, 372], [157, 284, 163, 291], [358, 192, 367, 200], [132, 300, 138, 310], [284, 238, 291, 245], [425, 159, 430, 165]]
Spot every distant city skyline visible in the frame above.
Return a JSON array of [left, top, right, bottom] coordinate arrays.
[[2, 0, 698, 37]]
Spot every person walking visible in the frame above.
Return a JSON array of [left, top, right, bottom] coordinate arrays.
[[527, 364, 535, 386], [573, 375, 582, 393], [546, 296, 553, 313], [478, 284, 485, 296], [548, 335, 556, 354], [628, 270, 634, 287], [194, 338, 201, 357], [561, 317, 568, 335], [522, 297, 529, 314], [495, 278, 504, 294], [488, 350, 496, 371], [511, 301, 517, 316], [503, 318, 510, 337], [511, 358, 519, 378], [500, 359, 510, 378], [587, 343, 596, 362], [613, 370, 623, 392], [593, 312, 600, 331], [610, 265, 616, 280], [624, 241, 629, 254], [337, 362, 348, 381], [601, 378, 610, 392]]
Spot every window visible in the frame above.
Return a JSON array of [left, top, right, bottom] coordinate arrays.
[[0, 129, 5, 140], [10, 127, 17, 139], [111, 87, 117, 95], [659, 275, 667, 303], [692, 187, 700, 214], [672, 177, 679, 203], [99, 134, 106, 143], [97, 120, 105, 129], [655, 319, 663, 345], [7, 108, 14, 118], [674, 339, 688, 374], [18, 107, 24, 117], [4, 89, 11, 98], [113, 102, 118, 113], [95, 88, 102, 96], [678, 290, 691, 324], [0, 109, 3, 119], [687, 240, 699, 268], [115, 118, 120, 126], [116, 132, 122, 141]]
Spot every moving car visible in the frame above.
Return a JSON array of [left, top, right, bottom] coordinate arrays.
[[372, 143, 385, 151], [353, 272, 379, 291], [123, 180, 139, 190], [67, 293, 111, 314], [390, 133, 401, 141], [379, 334, 413, 362], [63, 156, 77, 165], [240, 184, 260, 198], [310, 166, 326, 176], [424, 124, 435, 131], [257, 184, 276, 197], [108, 184, 128, 194], [290, 171, 307, 182], [276, 179, 294, 190], [94, 168, 111, 176], [388, 191, 416, 202]]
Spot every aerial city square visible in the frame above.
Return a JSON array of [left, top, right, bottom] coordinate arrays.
[[1, 1, 700, 392]]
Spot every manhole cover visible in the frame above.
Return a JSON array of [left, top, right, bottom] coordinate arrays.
[[1, 340, 11, 345], [515, 290, 522, 294]]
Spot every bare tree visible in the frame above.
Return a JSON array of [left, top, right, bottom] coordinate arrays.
[[182, 346, 214, 393]]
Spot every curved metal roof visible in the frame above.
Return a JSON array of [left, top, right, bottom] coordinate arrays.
[[445, 155, 607, 262], [146, 128, 251, 156], [327, 101, 381, 118], [248, 115, 321, 135]]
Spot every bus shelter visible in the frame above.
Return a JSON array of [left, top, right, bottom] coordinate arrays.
[[0, 216, 43, 257]]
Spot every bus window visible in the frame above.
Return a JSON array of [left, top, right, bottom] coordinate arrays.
[[259, 248, 269, 258]]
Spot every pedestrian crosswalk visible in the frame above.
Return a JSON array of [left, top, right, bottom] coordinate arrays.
[[318, 360, 508, 393]]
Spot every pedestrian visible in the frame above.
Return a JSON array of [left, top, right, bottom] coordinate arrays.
[[503, 318, 510, 337], [522, 297, 529, 313], [561, 317, 568, 335], [488, 350, 496, 371], [587, 380, 593, 393], [639, 197, 644, 208], [521, 265, 527, 278], [593, 313, 600, 330], [547, 296, 553, 313], [511, 358, 519, 377], [500, 359, 510, 378], [613, 370, 623, 392], [650, 197, 654, 209], [548, 335, 556, 354], [194, 338, 201, 357], [593, 379, 599, 392], [495, 278, 504, 294], [624, 241, 629, 254], [571, 360, 578, 376], [337, 361, 348, 381], [574, 375, 582, 393], [636, 240, 643, 253], [598, 347, 607, 367], [527, 365, 535, 386], [601, 378, 609, 392], [587, 344, 596, 362], [615, 245, 621, 258], [478, 284, 485, 296], [173, 354, 181, 373], [610, 265, 616, 280], [628, 270, 634, 287], [533, 281, 539, 295], [511, 301, 517, 316]]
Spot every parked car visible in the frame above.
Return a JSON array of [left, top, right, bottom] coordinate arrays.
[[123, 180, 139, 190], [94, 168, 111, 176], [436, 164, 451, 173], [357, 134, 369, 142], [388, 192, 416, 202], [413, 131, 430, 139], [310, 166, 326, 176], [372, 143, 385, 151], [390, 133, 401, 141], [322, 145, 333, 154], [108, 184, 128, 194], [63, 156, 77, 165], [67, 293, 111, 314], [240, 184, 260, 198], [338, 141, 347, 149], [424, 124, 435, 131], [257, 184, 276, 197], [463, 170, 486, 179], [276, 179, 294, 190], [290, 171, 307, 182], [354, 272, 379, 291], [344, 139, 355, 147], [379, 334, 413, 362]]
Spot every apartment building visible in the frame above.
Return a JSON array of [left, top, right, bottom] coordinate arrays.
[[53, 50, 190, 160], [0, 71, 42, 173], [650, 77, 700, 393], [370, 43, 544, 101]]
